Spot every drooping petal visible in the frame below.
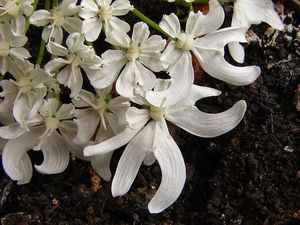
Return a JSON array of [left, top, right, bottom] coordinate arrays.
[[186, 0, 224, 36], [2, 126, 43, 184], [197, 49, 261, 86], [166, 100, 247, 138], [145, 52, 194, 107], [148, 119, 186, 213], [35, 131, 69, 174], [159, 13, 181, 38], [111, 121, 156, 197]]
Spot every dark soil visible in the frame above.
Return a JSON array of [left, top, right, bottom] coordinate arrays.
[[1, 0, 300, 225]]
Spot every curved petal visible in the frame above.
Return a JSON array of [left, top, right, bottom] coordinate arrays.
[[46, 41, 69, 56], [44, 58, 69, 75], [198, 49, 261, 86], [111, 121, 156, 197], [2, 126, 43, 184], [105, 28, 130, 48], [228, 41, 245, 64], [160, 41, 183, 69], [105, 16, 131, 34], [9, 47, 31, 59], [35, 131, 69, 174], [159, 13, 181, 38], [115, 62, 135, 97], [186, 0, 224, 36], [166, 100, 247, 138], [148, 119, 185, 213], [29, 10, 50, 26], [145, 52, 194, 107], [63, 17, 82, 35], [111, 0, 132, 16]]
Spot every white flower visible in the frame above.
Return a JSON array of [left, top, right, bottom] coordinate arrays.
[[229, 0, 284, 63], [0, 0, 34, 35], [0, 59, 57, 114], [44, 33, 102, 99], [84, 79, 247, 213], [73, 86, 130, 180], [0, 97, 76, 184], [93, 22, 166, 98], [29, 0, 82, 44], [159, 0, 260, 86], [79, 0, 132, 42], [0, 22, 30, 74]]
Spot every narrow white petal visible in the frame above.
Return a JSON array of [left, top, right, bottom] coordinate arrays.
[[159, 13, 181, 38], [148, 119, 186, 213], [35, 131, 69, 174], [115, 62, 135, 97], [112, 121, 156, 197], [198, 50, 260, 86], [186, 0, 224, 36], [166, 100, 247, 138]]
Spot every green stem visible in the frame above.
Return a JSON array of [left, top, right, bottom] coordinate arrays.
[[53, 0, 59, 7], [36, 0, 51, 65], [25, 0, 40, 34], [131, 8, 171, 38]]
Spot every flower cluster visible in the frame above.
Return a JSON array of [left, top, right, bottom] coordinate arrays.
[[0, 0, 283, 213]]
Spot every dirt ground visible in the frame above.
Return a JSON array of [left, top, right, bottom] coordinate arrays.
[[0, 0, 299, 224]]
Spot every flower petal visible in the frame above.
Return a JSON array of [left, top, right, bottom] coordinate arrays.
[[159, 13, 181, 38], [84, 107, 149, 156], [132, 22, 150, 44], [105, 28, 130, 48], [166, 100, 247, 138], [148, 119, 186, 213], [228, 41, 245, 64], [0, 123, 26, 139], [29, 10, 50, 26], [145, 52, 194, 107], [198, 49, 260, 86], [111, 121, 156, 197], [81, 17, 102, 42], [2, 127, 43, 184], [91, 152, 113, 181], [186, 0, 224, 36], [35, 131, 69, 174]]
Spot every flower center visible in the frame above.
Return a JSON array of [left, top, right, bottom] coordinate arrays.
[[150, 106, 165, 121], [176, 33, 194, 51], [51, 9, 65, 27], [68, 53, 81, 69], [0, 40, 10, 57], [1, 1, 20, 16], [44, 117, 60, 134], [126, 42, 140, 61], [99, 4, 112, 21]]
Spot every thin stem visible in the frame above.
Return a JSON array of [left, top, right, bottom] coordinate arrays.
[[131, 8, 171, 38], [36, 0, 51, 65], [25, 0, 40, 34], [53, 0, 59, 7]]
